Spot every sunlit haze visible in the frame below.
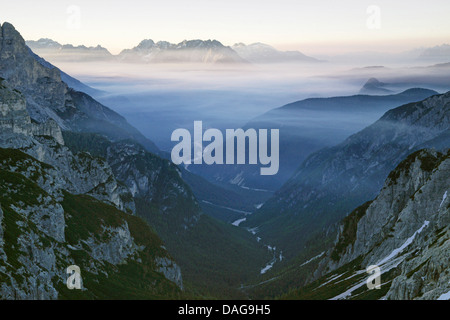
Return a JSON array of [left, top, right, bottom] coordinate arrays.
[[2, 0, 450, 55]]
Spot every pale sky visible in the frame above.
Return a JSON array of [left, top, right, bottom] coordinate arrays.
[[1, 0, 450, 55]]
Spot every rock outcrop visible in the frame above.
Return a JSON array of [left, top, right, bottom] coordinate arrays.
[[292, 149, 449, 300], [0, 22, 159, 154], [0, 69, 183, 299]]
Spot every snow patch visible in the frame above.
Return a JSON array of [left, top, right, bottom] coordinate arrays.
[[255, 203, 264, 209], [231, 218, 246, 227], [330, 220, 431, 301], [240, 185, 270, 192], [440, 190, 447, 208], [260, 258, 277, 274], [437, 289, 450, 300], [229, 171, 244, 186], [300, 251, 325, 267], [377, 220, 430, 266]]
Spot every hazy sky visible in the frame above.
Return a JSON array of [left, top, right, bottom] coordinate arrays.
[[2, 0, 449, 54]]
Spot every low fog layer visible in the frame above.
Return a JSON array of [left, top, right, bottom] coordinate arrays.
[[51, 60, 450, 153]]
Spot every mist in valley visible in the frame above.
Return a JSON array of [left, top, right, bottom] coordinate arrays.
[[50, 58, 450, 155]]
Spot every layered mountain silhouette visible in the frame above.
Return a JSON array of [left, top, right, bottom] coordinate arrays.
[[26, 38, 113, 62], [27, 37, 322, 65], [118, 39, 247, 63], [189, 88, 439, 194], [232, 42, 320, 63], [243, 91, 450, 258], [359, 78, 393, 95], [1, 21, 448, 301]]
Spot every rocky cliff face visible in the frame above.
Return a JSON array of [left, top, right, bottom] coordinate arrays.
[[0, 82, 132, 213], [61, 132, 202, 234], [0, 81, 31, 136], [287, 149, 449, 300], [0, 22, 159, 154], [105, 141, 201, 229], [326, 150, 448, 269], [0, 79, 183, 299], [0, 22, 273, 299]]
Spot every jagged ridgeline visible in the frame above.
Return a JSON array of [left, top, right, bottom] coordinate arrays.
[[0, 22, 270, 299]]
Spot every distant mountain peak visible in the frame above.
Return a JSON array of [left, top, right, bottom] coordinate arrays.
[[365, 77, 384, 85], [27, 37, 62, 49], [359, 77, 392, 95], [178, 39, 223, 47], [26, 37, 113, 62], [119, 38, 245, 64], [0, 21, 159, 153], [231, 42, 319, 63], [136, 39, 156, 49]]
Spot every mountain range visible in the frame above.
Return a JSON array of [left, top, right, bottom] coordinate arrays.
[[117, 39, 246, 64], [1, 22, 271, 299], [26, 38, 113, 62], [27, 38, 319, 64], [231, 42, 320, 63], [1, 21, 448, 300], [27, 37, 450, 66]]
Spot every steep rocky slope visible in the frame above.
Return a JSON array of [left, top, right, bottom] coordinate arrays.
[[0, 22, 158, 154], [0, 80, 183, 299], [62, 131, 272, 298], [1, 21, 271, 298], [284, 149, 449, 300]]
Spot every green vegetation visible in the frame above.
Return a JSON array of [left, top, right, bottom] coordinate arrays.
[[135, 198, 272, 299], [331, 201, 373, 261], [0, 150, 184, 299], [63, 130, 273, 299], [181, 168, 270, 223], [62, 131, 111, 159], [60, 192, 183, 299]]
